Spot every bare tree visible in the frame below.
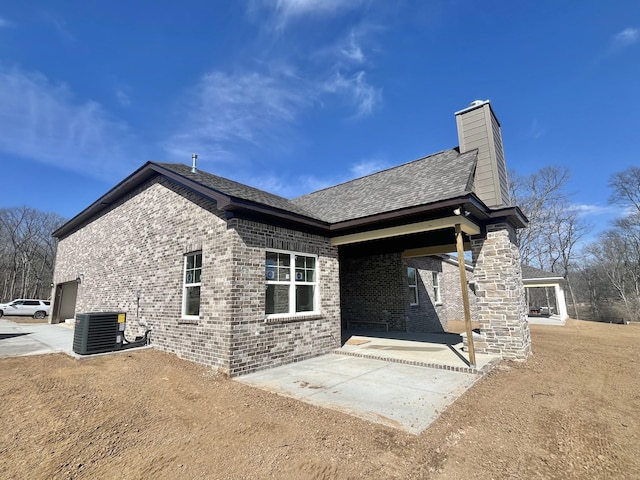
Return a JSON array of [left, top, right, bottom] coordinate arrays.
[[584, 229, 640, 322], [0, 207, 66, 302], [609, 166, 640, 214], [511, 166, 590, 317], [578, 166, 640, 323], [510, 166, 571, 267]]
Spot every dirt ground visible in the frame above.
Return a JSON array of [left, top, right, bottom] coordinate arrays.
[[1, 319, 639, 479]]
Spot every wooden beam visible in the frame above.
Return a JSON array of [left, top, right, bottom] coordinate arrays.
[[402, 243, 471, 257], [331, 216, 480, 247], [456, 224, 476, 367]]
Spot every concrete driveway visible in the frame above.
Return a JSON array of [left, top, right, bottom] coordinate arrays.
[[0, 318, 74, 357]]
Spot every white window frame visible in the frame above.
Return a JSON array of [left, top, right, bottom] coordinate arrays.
[[182, 251, 202, 320], [432, 271, 442, 305], [265, 249, 319, 318], [408, 267, 419, 306]]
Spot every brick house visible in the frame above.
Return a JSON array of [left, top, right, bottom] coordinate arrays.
[[51, 100, 530, 376]]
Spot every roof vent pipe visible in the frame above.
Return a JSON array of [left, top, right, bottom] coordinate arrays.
[[191, 153, 198, 173]]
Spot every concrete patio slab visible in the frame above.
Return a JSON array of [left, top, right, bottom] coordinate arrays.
[[528, 314, 566, 326], [338, 334, 501, 374], [237, 353, 483, 435]]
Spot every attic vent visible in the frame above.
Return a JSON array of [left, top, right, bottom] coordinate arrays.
[[191, 153, 198, 173]]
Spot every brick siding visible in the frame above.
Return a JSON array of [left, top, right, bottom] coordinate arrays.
[[339, 253, 475, 333], [53, 178, 340, 376]]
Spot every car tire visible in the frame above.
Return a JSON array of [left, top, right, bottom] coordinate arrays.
[[0, 310, 3, 318], [34, 311, 46, 319]]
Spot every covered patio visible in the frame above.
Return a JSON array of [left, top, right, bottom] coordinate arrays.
[[522, 264, 569, 322]]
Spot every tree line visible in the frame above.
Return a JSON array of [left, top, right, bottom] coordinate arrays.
[[0, 207, 66, 302], [512, 165, 640, 323]]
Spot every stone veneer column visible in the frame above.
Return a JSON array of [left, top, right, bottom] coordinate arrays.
[[470, 223, 531, 360]]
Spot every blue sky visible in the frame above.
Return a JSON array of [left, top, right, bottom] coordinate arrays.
[[1, 1, 638, 237]]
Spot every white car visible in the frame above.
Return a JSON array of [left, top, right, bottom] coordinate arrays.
[[0, 299, 51, 319]]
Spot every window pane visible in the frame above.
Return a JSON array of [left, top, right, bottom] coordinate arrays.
[[266, 251, 278, 266], [408, 267, 416, 285], [294, 255, 316, 282], [185, 286, 200, 316], [409, 286, 418, 305], [266, 252, 277, 280], [279, 253, 290, 268], [266, 285, 289, 314], [296, 285, 314, 312], [277, 266, 288, 281]]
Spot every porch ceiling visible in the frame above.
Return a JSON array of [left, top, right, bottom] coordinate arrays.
[[337, 225, 471, 258], [331, 216, 480, 247]]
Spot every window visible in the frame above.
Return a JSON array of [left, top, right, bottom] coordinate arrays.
[[432, 271, 441, 304], [408, 267, 419, 305], [265, 250, 317, 317], [182, 252, 202, 319]]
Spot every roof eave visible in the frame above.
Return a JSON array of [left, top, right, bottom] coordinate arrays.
[[328, 193, 487, 233], [223, 199, 330, 230], [486, 205, 529, 229], [53, 162, 162, 239], [52, 162, 329, 239], [523, 277, 565, 282]]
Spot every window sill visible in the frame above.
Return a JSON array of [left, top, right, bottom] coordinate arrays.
[[264, 313, 323, 324], [177, 318, 200, 325], [410, 303, 419, 307]]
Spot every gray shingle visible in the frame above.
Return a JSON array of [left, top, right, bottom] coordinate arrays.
[[521, 265, 563, 280], [153, 162, 321, 219], [290, 149, 477, 223]]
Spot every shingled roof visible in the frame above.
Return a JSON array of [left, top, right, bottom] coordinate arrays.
[[153, 162, 321, 220], [54, 147, 489, 240], [291, 148, 478, 223], [521, 265, 564, 280]]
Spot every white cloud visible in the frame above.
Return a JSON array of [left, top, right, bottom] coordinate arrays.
[[262, 0, 364, 28], [163, 70, 311, 162], [340, 31, 365, 63], [612, 27, 639, 49], [41, 12, 75, 41], [0, 17, 12, 28], [323, 71, 381, 116], [0, 67, 134, 178], [529, 119, 545, 139], [115, 88, 131, 106], [569, 204, 618, 217], [350, 158, 388, 177]]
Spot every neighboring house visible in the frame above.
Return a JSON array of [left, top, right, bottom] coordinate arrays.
[[51, 100, 530, 376]]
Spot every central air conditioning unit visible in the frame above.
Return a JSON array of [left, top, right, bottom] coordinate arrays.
[[73, 312, 127, 355]]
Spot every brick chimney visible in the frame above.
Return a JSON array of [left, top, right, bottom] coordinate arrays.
[[455, 100, 511, 208]]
